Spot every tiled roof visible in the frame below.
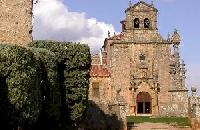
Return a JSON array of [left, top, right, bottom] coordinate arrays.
[[90, 65, 111, 77]]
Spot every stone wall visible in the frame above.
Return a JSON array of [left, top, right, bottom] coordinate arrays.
[[189, 87, 200, 130], [0, 0, 33, 45], [89, 77, 112, 103], [191, 118, 200, 130], [87, 76, 127, 130], [111, 43, 131, 106], [189, 87, 200, 118]]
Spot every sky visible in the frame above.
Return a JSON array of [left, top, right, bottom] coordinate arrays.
[[32, 0, 200, 93]]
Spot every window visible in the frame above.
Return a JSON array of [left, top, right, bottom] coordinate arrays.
[[144, 18, 150, 28], [134, 18, 140, 28], [140, 68, 148, 78], [92, 82, 100, 98], [142, 70, 147, 78], [139, 54, 145, 60]]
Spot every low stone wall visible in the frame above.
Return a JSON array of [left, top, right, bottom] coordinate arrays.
[[191, 118, 200, 130]]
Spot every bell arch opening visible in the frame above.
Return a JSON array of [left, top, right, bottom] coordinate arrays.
[[144, 18, 150, 28], [136, 92, 152, 114], [134, 18, 140, 28]]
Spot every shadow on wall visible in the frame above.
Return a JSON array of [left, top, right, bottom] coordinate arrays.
[[81, 100, 124, 130]]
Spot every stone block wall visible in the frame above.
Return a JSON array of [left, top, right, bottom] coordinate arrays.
[[188, 88, 200, 130], [164, 91, 188, 117], [191, 118, 200, 130], [0, 0, 33, 45], [111, 43, 131, 105], [89, 77, 112, 103], [189, 87, 200, 118]]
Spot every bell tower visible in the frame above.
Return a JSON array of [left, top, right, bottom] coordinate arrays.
[[121, 1, 158, 31]]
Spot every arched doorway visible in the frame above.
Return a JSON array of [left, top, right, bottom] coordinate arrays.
[[136, 92, 152, 114]]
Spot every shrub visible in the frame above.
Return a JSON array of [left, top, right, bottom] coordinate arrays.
[[29, 41, 91, 128], [0, 44, 42, 129], [0, 41, 91, 129]]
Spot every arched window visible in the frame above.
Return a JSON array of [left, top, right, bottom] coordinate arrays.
[[134, 18, 140, 28], [144, 18, 150, 28]]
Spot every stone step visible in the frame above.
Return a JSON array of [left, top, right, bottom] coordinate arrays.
[[131, 123, 191, 130]]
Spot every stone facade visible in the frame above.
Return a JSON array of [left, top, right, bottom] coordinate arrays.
[[0, 0, 33, 45], [89, 0, 189, 120], [189, 87, 200, 118], [189, 87, 200, 130], [89, 65, 112, 103], [86, 65, 126, 130]]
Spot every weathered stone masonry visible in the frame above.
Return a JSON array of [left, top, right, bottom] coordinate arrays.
[[89, 0, 189, 120], [0, 0, 33, 45]]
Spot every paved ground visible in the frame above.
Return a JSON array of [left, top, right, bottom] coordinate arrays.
[[132, 122, 192, 130]]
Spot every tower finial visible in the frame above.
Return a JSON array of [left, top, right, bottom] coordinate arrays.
[[174, 28, 178, 33], [151, 1, 154, 6], [108, 30, 110, 37], [129, 0, 132, 7], [167, 33, 170, 41]]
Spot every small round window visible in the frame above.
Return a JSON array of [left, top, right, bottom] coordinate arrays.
[[139, 54, 145, 60]]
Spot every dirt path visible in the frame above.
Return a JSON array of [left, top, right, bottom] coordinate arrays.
[[132, 122, 191, 130]]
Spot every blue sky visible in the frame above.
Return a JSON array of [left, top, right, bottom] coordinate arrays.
[[33, 0, 200, 92]]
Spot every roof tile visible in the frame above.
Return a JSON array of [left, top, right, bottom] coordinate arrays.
[[90, 65, 111, 77]]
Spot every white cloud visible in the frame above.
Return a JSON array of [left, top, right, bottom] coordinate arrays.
[[33, 0, 115, 53]]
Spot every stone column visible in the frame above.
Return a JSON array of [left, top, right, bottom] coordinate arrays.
[[118, 96, 128, 130]]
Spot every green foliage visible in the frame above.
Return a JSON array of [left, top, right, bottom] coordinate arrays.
[[0, 41, 91, 129], [0, 44, 42, 127], [127, 116, 190, 126], [29, 41, 91, 126], [30, 48, 61, 121]]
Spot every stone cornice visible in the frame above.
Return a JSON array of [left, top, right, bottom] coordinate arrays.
[[111, 41, 172, 45], [168, 89, 189, 92]]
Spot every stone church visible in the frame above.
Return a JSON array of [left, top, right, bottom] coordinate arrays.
[[89, 0, 189, 117]]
